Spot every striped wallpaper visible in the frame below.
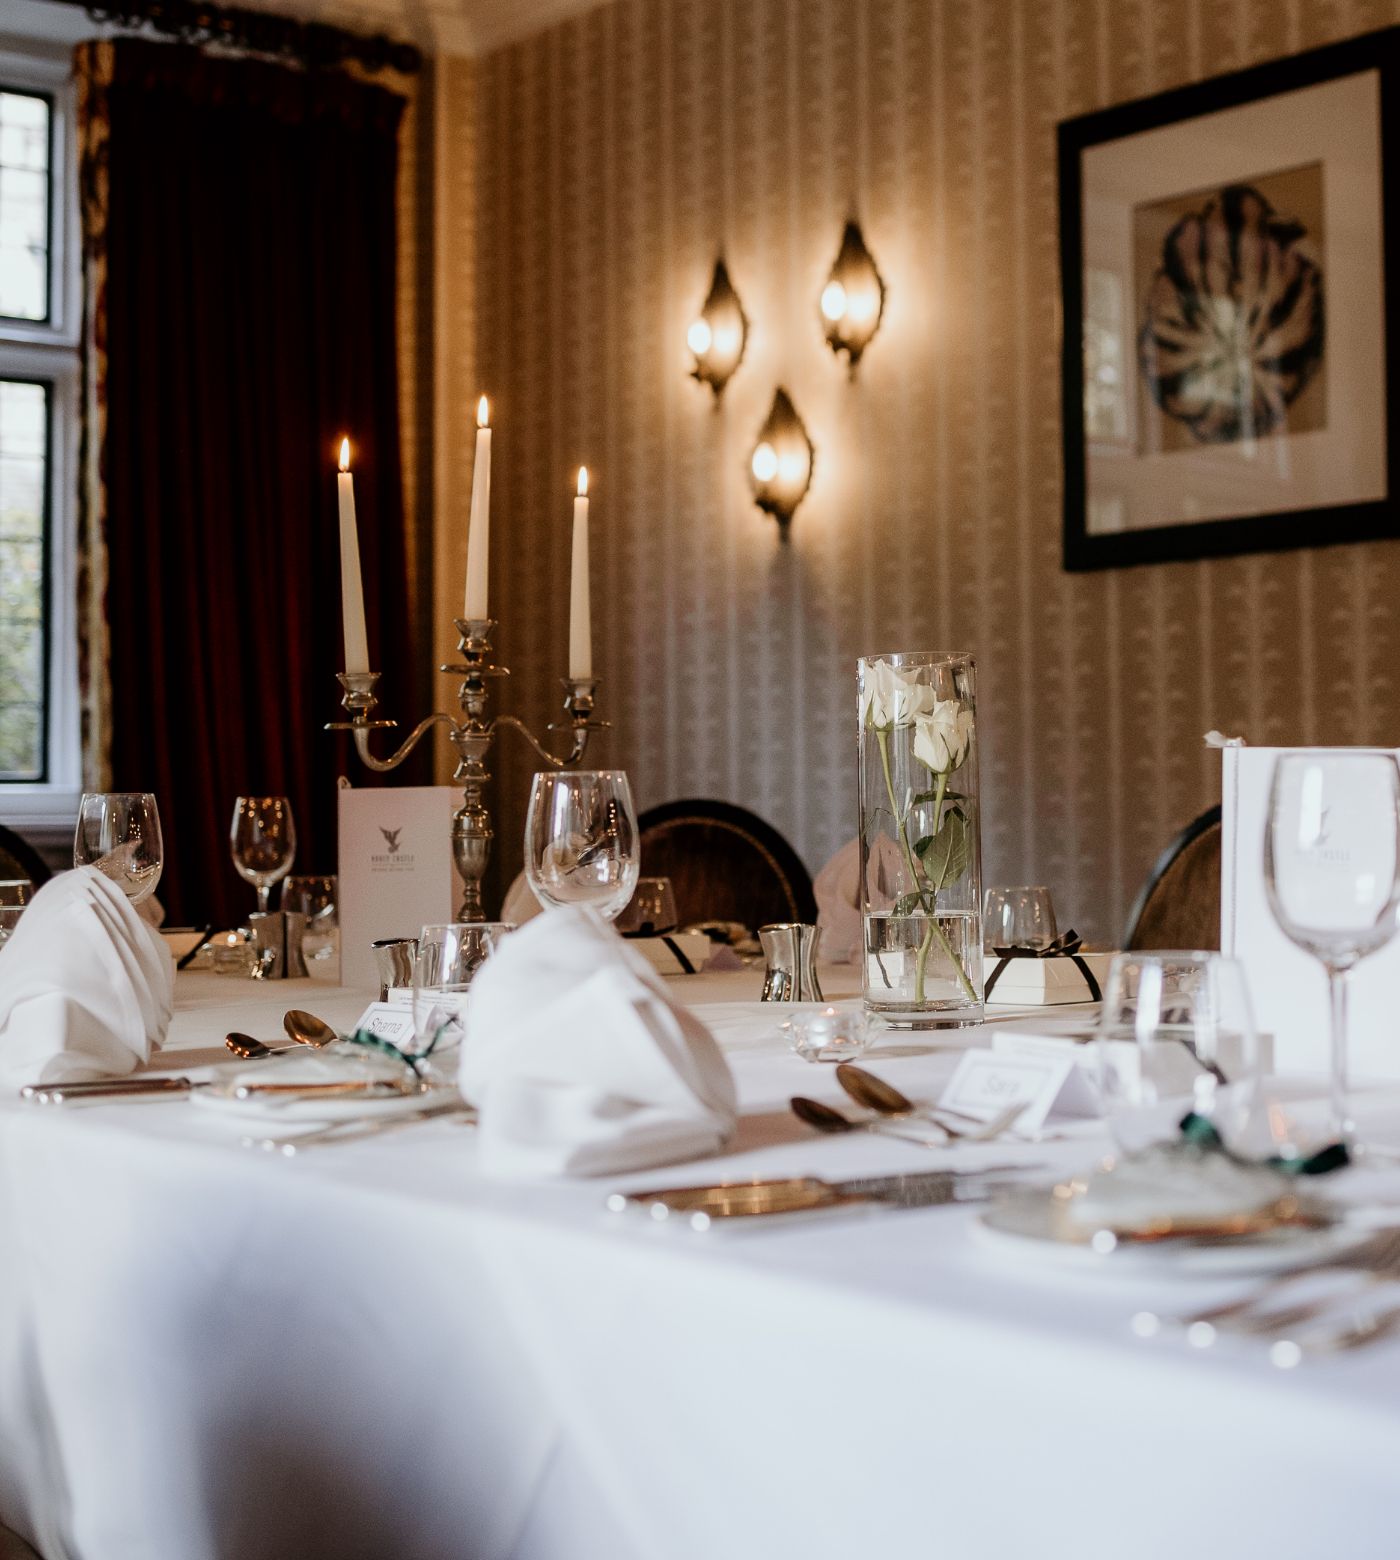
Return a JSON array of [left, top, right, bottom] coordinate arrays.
[[431, 0, 1400, 940]]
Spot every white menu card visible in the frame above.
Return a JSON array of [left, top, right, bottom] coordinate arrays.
[[337, 785, 456, 990], [1222, 745, 1400, 1080]]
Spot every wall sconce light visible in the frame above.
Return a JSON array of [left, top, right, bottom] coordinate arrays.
[[749, 387, 814, 529], [688, 258, 748, 396], [819, 220, 885, 371]]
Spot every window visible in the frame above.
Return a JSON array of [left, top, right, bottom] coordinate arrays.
[[0, 49, 78, 821]]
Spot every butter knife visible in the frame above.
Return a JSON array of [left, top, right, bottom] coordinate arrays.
[[606, 1165, 1037, 1225], [21, 1077, 413, 1105]]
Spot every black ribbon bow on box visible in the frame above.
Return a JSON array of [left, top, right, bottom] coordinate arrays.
[[983, 930, 1102, 1004]]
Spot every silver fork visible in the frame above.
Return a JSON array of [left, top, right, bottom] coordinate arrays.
[[1176, 1227, 1400, 1340]]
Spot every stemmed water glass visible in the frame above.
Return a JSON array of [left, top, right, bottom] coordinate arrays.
[[524, 770, 640, 921], [74, 792, 164, 904], [230, 795, 297, 912], [1265, 751, 1400, 1148]]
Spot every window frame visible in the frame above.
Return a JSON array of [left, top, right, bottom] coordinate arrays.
[[0, 43, 80, 824]]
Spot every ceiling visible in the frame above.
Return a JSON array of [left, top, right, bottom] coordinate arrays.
[[1, 0, 608, 58]]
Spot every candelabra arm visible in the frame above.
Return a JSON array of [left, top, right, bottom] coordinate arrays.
[[352, 711, 456, 773], [491, 714, 583, 770]]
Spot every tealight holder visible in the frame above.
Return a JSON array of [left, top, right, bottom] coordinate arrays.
[[785, 1003, 875, 1064]]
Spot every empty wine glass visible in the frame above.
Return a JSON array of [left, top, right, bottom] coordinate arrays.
[[1265, 751, 1400, 1147], [230, 796, 297, 912], [983, 886, 1058, 951], [411, 921, 513, 1054], [615, 876, 679, 936], [525, 770, 640, 921], [74, 792, 164, 904], [1096, 952, 1259, 1155]]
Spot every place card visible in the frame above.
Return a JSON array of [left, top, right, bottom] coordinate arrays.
[[350, 1001, 419, 1049], [338, 785, 457, 989], [938, 1047, 1099, 1134]]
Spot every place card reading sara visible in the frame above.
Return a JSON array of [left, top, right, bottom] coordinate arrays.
[[938, 1048, 1099, 1134]]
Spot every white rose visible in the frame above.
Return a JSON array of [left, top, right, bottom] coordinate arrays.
[[913, 700, 974, 773], [861, 660, 937, 730]]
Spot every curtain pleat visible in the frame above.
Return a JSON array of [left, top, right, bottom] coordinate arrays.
[[75, 38, 421, 925]]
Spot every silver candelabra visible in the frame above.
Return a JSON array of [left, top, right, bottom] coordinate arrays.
[[327, 618, 607, 920]]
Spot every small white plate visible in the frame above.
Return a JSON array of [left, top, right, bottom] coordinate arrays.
[[190, 1081, 459, 1126], [974, 1187, 1364, 1278]]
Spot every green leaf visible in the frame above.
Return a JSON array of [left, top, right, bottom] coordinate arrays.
[[890, 891, 927, 916], [916, 807, 971, 891]]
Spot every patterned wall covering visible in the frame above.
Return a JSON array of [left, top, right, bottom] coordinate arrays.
[[437, 0, 1400, 939]]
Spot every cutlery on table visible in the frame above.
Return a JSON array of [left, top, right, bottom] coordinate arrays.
[[607, 1165, 1039, 1225], [225, 1032, 299, 1060], [835, 1063, 1008, 1139], [791, 1093, 1024, 1147], [283, 1010, 339, 1048], [244, 1100, 476, 1155], [21, 1076, 417, 1105]]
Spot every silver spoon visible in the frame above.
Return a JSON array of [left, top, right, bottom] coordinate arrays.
[[790, 1096, 951, 1148], [835, 1064, 984, 1139], [283, 1009, 339, 1048]]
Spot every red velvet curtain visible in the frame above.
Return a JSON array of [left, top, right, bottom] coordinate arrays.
[[92, 39, 419, 925]]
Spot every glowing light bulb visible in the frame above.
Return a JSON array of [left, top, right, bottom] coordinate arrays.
[[820, 280, 848, 321], [751, 442, 779, 483], [687, 318, 712, 355]]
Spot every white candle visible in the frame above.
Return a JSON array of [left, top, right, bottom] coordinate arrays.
[[568, 466, 592, 680], [336, 437, 369, 675], [464, 396, 492, 618]]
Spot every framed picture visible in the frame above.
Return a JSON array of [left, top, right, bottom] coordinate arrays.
[[1059, 29, 1400, 570]]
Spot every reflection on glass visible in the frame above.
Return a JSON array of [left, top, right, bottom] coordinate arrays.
[[0, 91, 51, 322]]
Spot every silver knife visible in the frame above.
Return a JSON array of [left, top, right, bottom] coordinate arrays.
[[607, 1165, 1039, 1225], [21, 1077, 414, 1104]]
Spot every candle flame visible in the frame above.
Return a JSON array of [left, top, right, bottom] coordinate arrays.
[[477, 396, 489, 429], [577, 466, 588, 497], [338, 437, 351, 472]]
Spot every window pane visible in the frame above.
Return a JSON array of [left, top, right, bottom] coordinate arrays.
[[0, 91, 50, 323], [0, 379, 48, 780]]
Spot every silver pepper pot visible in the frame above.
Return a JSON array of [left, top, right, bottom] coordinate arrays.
[[758, 922, 823, 1003], [371, 937, 419, 1003]]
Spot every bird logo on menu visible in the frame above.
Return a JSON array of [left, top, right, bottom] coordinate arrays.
[[379, 827, 403, 856]]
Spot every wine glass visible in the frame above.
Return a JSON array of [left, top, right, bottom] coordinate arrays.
[[74, 792, 164, 904], [411, 922, 513, 1055], [983, 886, 1058, 951], [1265, 751, 1400, 1147], [615, 876, 679, 936], [230, 796, 297, 912], [1096, 951, 1259, 1155], [524, 770, 640, 921]]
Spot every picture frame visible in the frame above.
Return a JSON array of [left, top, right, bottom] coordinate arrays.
[[1059, 28, 1400, 570]]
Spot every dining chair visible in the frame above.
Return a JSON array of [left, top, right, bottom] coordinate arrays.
[[0, 823, 51, 890], [637, 799, 817, 933], [1122, 804, 1222, 952]]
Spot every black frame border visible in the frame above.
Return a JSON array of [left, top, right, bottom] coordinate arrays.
[[1059, 28, 1400, 571]]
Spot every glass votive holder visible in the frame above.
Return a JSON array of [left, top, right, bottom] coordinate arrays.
[[785, 1002, 873, 1064], [983, 886, 1058, 951]]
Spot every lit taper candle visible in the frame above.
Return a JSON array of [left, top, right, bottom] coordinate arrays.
[[568, 466, 592, 680], [464, 396, 492, 618], [336, 437, 369, 675]]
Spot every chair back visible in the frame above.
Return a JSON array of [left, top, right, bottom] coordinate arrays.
[[1122, 805, 1222, 952], [0, 823, 52, 890], [637, 799, 816, 933]]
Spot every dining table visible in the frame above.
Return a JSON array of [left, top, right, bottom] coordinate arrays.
[[3, 962, 1400, 1560]]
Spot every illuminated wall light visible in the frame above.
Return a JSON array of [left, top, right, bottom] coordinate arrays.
[[687, 258, 749, 396], [748, 388, 814, 530], [820, 220, 885, 372]]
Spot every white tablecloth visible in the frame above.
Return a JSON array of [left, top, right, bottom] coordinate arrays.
[[3, 968, 1400, 1560]]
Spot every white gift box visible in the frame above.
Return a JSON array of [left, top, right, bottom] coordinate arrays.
[[980, 949, 1111, 1006], [630, 933, 712, 976], [1222, 745, 1400, 1080]]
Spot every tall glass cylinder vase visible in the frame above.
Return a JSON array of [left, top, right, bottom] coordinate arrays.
[[858, 651, 983, 1027]]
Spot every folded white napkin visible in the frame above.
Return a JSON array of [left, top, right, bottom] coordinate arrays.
[[814, 836, 905, 964], [0, 866, 175, 1087], [458, 907, 737, 1177]]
